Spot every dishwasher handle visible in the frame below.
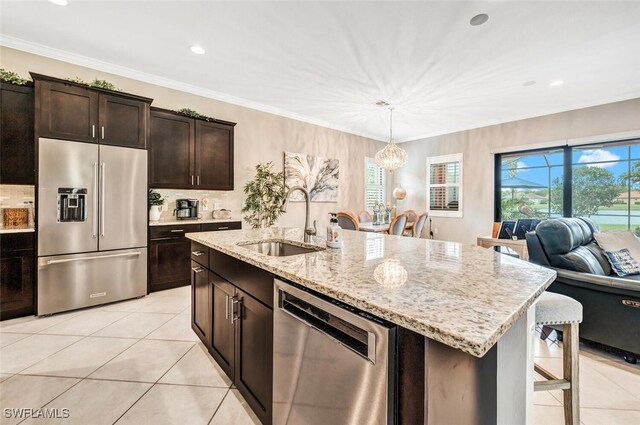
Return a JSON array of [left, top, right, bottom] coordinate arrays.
[[278, 287, 376, 363]]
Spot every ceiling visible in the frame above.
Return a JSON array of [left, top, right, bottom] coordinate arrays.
[[2, 1, 640, 142]]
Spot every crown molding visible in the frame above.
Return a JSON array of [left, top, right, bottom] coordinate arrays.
[[0, 35, 387, 143]]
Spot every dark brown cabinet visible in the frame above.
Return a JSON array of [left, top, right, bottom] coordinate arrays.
[[148, 224, 200, 293], [149, 108, 235, 190], [234, 288, 273, 421], [0, 83, 35, 185], [191, 261, 210, 344], [195, 120, 234, 190], [191, 246, 273, 425], [32, 73, 151, 148], [0, 233, 35, 320], [149, 222, 241, 293], [149, 110, 194, 188], [211, 275, 236, 380]]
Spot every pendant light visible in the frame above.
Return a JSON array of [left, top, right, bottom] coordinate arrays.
[[374, 107, 407, 172]]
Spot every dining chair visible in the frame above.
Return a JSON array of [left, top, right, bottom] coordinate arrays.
[[358, 210, 372, 223], [336, 211, 359, 230], [403, 209, 417, 224], [388, 214, 408, 236], [412, 212, 428, 238]]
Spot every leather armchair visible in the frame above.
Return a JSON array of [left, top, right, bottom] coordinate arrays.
[[526, 217, 640, 356]]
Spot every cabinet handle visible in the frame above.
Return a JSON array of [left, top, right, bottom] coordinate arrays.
[[225, 295, 230, 320], [191, 175, 194, 186], [197, 175, 200, 185], [170, 229, 184, 233], [92, 125, 96, 138], [191, 251, 205, 256], [217, 227, 229, 230], [101, 126, 105, 140], [191, 267, 203, 273], [231, 297, 241, 323]]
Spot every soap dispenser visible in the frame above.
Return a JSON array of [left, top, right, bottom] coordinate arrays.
[[327, 213, 343, 249]]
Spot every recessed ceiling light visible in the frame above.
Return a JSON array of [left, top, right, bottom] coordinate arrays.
[[522, 81, 536, 87], [189, 45, 205, 55], [549, 80, 564, 87], [49, 0, 68, 5], [470, 14, 489, 26]]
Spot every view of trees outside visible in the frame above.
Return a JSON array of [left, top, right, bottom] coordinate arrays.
[[500, 143, 640, 235]]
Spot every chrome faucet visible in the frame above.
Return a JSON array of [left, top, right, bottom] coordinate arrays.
[[280, 186, 317, 243]]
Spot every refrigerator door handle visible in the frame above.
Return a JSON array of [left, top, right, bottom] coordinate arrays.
[[92, 162, 98, 238], [44, 251, 142, 265], [100, 162, 106, 237]]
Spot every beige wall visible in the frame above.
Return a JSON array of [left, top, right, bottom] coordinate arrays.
[[395, 98, 640, 244], [0, 47, 386, 231]]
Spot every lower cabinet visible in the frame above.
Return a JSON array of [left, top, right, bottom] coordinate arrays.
[[191, 244, 273, 425], [0, 233, 35, 320], [149, 222, 242, 293], [191, 261, 210, 344]]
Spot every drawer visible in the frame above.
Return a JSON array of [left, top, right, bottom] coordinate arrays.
[[209, 249, 274, 308], [0, 232, 34, 252], [191, 241, 209, 266], [200, 221, 242, 232], [149, 224, 201, 239]]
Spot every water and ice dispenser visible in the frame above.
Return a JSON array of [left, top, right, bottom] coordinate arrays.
[[57, 188, 87, 222]]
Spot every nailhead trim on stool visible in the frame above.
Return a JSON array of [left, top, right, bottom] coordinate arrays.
[[534, 291, 583, 425]]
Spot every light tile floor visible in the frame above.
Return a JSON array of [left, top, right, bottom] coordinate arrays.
[[1, 285, 638, 424], [0, 286, 260, 425]]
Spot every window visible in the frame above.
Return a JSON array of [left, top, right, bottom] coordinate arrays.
[[499, 149, 564, 220], [427, 153, 463, 217], [495, 139, 640, 236], [364, 157, 386, 210]]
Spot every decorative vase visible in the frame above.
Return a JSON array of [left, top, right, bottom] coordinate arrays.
[[149, 205, 162, 222]]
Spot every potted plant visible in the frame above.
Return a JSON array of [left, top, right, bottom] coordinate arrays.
[[241, 162, 288, 228], [148, 190, 165, 222]]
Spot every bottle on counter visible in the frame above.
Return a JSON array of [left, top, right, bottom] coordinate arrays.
[[326, 213, 343, 249]]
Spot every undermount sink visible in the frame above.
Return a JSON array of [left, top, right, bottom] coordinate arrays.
[[239, 241, 324, 257]]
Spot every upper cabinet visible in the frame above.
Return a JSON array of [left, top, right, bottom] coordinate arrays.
[[32, 73, 151, 149], [149, 108, 235, 190], [0, 82, 35, 185]]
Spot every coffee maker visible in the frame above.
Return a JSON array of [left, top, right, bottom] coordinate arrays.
[[174, 199, 199, 220]]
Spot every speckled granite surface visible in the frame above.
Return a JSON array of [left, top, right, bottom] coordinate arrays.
[[186, 227, 556, 357]]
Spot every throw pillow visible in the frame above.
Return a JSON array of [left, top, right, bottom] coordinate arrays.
[[605, 248, 640, 276], [593, 230, 640, 268]]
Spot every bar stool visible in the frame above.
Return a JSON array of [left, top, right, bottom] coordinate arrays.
[[534, 292, 582, 425]]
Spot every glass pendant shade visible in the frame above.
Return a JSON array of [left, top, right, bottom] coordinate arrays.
[[374, 107, 407, 172], [392, 185, 407, 200]]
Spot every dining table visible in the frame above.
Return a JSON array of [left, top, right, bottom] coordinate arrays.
[[358, 221, 414, 233]]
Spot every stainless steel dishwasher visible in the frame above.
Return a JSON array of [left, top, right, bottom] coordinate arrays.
[[273, 279, 396, 425]]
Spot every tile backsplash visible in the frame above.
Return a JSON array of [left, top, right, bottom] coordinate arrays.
[[0, 185, 35, 229], [150, 189, 237, 222]]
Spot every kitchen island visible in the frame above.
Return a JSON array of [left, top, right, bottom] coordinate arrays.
[[186, 227, 556, 425]]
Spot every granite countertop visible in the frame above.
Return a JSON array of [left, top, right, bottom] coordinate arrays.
[[0, 227, 35, 234], [186, 227, 556, 357], [149, 218, 241, 226]]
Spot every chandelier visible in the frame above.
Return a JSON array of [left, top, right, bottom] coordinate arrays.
[[374, 107, 407, 172]]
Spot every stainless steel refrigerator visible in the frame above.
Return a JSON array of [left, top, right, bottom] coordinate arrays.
[[37, 138, 147, 315]]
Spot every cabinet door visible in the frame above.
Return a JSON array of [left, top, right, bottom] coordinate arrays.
[[37, 80, 98, 143], [195, 120, 234, 190], [149, 238, 191, 293], [191, 261, 210, 344], [210, 273, 236, 380], [149, 111, 194, 188], [0, 249, 34, 321], [0, 84, 35, 185], [235, 290, 273, 425], [99, 94, 148, 149]]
